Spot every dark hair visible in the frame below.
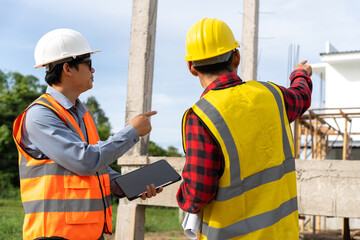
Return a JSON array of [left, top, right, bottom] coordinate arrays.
[[194, 52, 234, 75], [45, 62, 78, 85], [44, 54, 90, 86]]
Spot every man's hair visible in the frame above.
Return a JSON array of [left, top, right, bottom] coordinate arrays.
[[44, 54, 90, 86], [45, 62, 78, 86], [193, 52, 234, 75]]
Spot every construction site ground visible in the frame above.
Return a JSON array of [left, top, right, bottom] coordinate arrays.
[[103, 229, 360, 240], [300, 230, 360, 240]]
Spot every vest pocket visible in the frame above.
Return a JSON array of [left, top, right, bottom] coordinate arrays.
[[64, 175, 101, 224]]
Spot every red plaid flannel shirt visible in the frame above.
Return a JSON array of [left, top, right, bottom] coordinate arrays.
[[177, 69, 312, 213]]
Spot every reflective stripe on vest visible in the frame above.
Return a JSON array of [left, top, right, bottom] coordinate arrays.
[[13, 94, 112, 240], [202, 197, 298, 239], [183, 81, 298, 239], [23, 195, 112, 214]]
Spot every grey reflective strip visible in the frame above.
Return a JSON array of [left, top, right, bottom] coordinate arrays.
[[19, 161, 76, 179], [202, 196, 298, 239], [19, 160, 110, 179], [216, 157, 295, 201], [259, 82, 293, 160], [36, 97, 79, 135], [23, 195, 112, 214], [195, 98, 241, 182]]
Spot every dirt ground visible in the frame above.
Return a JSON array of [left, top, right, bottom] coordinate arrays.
[[105, 230, 188, 240], [300, 229, 360, 240], [106, 229, 360, 240], [145, 230, 188, 240]]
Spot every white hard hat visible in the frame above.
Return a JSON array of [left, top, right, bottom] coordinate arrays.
[[34, 28, 101, 68]]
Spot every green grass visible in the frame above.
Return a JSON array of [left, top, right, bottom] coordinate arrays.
[[0, 199, 24, 240], [0, 199, 182, 239], [145, 206, 182, 232]]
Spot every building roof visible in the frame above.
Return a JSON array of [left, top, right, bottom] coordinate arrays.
[[320, 50, 360, 56]]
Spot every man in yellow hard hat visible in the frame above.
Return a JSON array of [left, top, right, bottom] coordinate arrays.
[[13, 28, 161, 240], [177, 18, 312, 239]]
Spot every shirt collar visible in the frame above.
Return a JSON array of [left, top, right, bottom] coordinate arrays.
[[201, 72, 243, 97], [46, 86, 86, 114]]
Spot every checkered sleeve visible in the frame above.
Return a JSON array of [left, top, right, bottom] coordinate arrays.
[[276, 69, 313, 123], [176, 109, 223, 213]]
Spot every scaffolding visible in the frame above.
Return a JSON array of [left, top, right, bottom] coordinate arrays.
[[294, 107, 360, 239]]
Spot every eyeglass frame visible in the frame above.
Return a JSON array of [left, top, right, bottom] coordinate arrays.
[[46, 54, 92, 73], [76, 59, 92, 71]]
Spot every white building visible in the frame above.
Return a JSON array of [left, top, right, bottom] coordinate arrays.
[[312, 41, 360, 109], [310, 42, 360, 230]]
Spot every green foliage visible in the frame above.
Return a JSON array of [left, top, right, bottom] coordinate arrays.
[[0, 171, 21, 199], [149, 141, 183, 157], [149, 141, 167, 156], [0, 70, 46, 185], [83, 96, 111, 140]]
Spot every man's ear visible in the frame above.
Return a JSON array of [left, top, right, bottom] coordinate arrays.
[[232, 49, 240, 69], [63, 63, 72, 77], [187, 61, 199, 77]]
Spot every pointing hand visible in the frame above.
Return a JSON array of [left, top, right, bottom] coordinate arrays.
[[129, 111, 157, 137], [294, 60, 312, 77]]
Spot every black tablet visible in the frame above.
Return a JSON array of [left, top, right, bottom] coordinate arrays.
[[114, 159, 182, 201]]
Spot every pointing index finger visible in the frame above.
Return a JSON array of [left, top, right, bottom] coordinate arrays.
[[300, 60, 308, 65], [143, 111, 157, 117]]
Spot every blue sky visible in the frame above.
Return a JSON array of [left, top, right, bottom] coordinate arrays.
[[1, 0, 360, 151]]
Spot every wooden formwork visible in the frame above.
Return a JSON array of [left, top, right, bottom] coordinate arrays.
[[294, 107, 360, 240]]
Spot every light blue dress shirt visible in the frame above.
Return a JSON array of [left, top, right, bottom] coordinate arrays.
[[21, 86, 139, 197]]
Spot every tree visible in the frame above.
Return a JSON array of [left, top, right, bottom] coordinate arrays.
[[149, 141, 183, 157], [83, 96, 111, 140], [0, 68, 182, 189], [0, 70, 46, 185]]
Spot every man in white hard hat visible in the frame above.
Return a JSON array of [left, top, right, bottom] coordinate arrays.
[[13, 28, 161, 240]]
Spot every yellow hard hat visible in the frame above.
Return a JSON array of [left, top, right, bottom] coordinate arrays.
[[184, 18, 239, 62]]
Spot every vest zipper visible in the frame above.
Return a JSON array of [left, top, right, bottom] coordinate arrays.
[[96, 172, 111, 236]]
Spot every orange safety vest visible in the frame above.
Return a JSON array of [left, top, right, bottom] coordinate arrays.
[[13, 94, 112, 240]]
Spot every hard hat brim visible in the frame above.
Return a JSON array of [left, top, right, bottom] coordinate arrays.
[[33, 49, 102, 68], [185, 42, 240, 62]]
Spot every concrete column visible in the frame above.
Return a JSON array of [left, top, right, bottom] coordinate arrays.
[[124, 0, 158, 156], [241, 0, 259, 81], [116, 201, 146, 240], [116, 1, 158, 239]]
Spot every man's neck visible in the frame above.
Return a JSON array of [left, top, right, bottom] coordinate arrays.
[[51, 84, 79, 105]]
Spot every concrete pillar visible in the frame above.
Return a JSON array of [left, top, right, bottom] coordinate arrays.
[[115, 0, 158, 239], [124, 0, 158, 157], [241, 0, 259, 81], [116, 201, 146, 240]]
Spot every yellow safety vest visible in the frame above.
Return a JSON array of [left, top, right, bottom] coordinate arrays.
[[182, 81, 299, 240], [13, 94, 112, 240]]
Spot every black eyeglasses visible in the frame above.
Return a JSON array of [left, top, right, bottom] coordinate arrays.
[[77, 59, 92, 70]]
